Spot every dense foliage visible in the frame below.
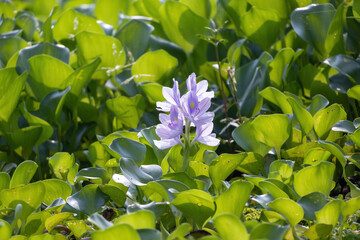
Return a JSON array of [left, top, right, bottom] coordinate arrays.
[[0, 0, 360, 239]]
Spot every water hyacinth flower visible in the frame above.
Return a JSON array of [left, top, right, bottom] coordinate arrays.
[[154, 73, 219, 170]]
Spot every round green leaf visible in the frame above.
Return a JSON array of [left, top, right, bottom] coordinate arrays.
[[53, 9, 104, 41], [10, 160, 38, 188], [287, 97, 314, 135], [297, 192, 329, 220], [119, 158, 161, 186], [214, 213, 249, 240], [291, 4, 336, 57], [92, 224, 140, 240], [252, 114, 290, 152], [315, 200, 345, 227], [0, 219, 11, 240], [114, 210, 156, 229], [0, 172, 10, 191], [131, 50, 177, 83], [303, 223, 333, 239], [259, 87, 292, 114], [110, 137, 146, 163], [66, 184, 109, 216], [214, 180, 254, 217], [48, 152, 75, 180], [42, 179, 72, 206], [268, 198, 304, 226], [313, 104, 346, 139], [45, 212, 73, 232], [249, 223, 289, 240], [159, 1, 209, 54], [172, 189, 215, 227], [294, 161, 335, 197]]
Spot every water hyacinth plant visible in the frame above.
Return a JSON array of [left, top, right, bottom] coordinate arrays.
[[154, 73, 219, 170]]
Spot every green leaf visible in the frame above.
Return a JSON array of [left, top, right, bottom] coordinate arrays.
[[99, 184, 127, 207], [10, 160, 38, 188], [268, 160, 294, 181], [106, 95, 145, 129], [232, 120, 271, 156], [0, 172, 10, 191], [66, 184, 109, 216], [313, 104, 346, 139], [291, 4, 336, 57], [92, 224, 140, 240], [0, 219, 11, 240], [214, 180, 253, 217], [268, 198, 303, 226], [240, 7, 281, 50], [45, 212, 73, 232], [236, 152, 265, 175], [287, 97, 314, 135], [234, 52, 272, 117], [114, 210, 155, 229], [0, 36, 28, 65], [95, 0, 130, 28], [75, 167, 110, 184], [42, 7, 58, 43], [303, 223, 333, 239], [115, 20, 154, 60], [0, 68, 27, 122], [42, 179, 72, 206], [21, 103, 53, 146], [139, 82, 166, 103], [110, 137, 146, 163], [39, 87, 70, 125], [167, 223, 192, 240], [209, 153, 247, 190], [214, 213, 249, 240], [297, 192, 328, 220], [259, 87, 292, 114], [159, 1, 209, 54], [120, 158, 162, 186], [324, 54, 360, 83], [28, 54, 73, 100], [304, 148, 331, 166], [131, 50, 178, 83], [0, 182, 45, 220], [342, 197, 360, 220], [219, 0, 247, 35], [252, 114, 290, 153], [88, 213, 113, 230], [53, 9, 104, 41], [48, 152, 75, 180], [294, 161, 335, 197], [249, 223, 289, 240], [172, 189, 215, 227], [76, 31, 126, 79], [315, 199, 345, 227], [325, 3, 345, 56], [16, 42, 70, 75], [332, 120, 356, 134], [307, 94, 329, 116], [268, 48, 295, 89], [348, 85, 360, 101]]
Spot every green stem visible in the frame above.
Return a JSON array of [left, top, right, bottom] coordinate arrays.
[[276, 148, 281, 160], [57, 124, 62, 152], [181, 119, 191, 172]]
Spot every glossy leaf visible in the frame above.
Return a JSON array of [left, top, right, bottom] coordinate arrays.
[[287, 97, 314, 135], [0, 68, 27, 121], [66, 184, 109, 216], [291, 4, 336, 57], [172, 189, 215, 227], [132, 50, 177, 83], [252, 114, 290, 152], [9, 160, 38, 188], [214, 180, 254, 217], [268, 198, 303, 226], [110, 137, 146, 163], [315, 199, 344, 227], [313, 104, 346, 139], [92, 224, 140, 240], [120, 158, 162, 186], [42, 179, 72, 206], [259, 87, 292, 114], [114, 210, 155, 229], [214, 213, 249, 240], [159, 1, 209, 54], [294, 161, 335, 197], [249, 223, 289, 240]]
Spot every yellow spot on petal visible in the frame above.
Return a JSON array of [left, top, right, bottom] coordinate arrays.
[[191, 102, 194, 109], [175, 117, 178, 122]]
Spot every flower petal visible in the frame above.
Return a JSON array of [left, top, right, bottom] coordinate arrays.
[[156, 101, 171, 112], [186, 73, 197, 91], [197, 134, 220, 146], [154, 137, 181, 150]]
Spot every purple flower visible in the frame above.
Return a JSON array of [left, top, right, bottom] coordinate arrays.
[[154, 73, 219, 150], [181, 91, 214, 126], [154, 105, 183, 150], [192, 122, 220, 146], [156, 79, 181, 112]]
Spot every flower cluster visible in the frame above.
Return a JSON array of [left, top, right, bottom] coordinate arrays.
[[154, 73, 219, 150]]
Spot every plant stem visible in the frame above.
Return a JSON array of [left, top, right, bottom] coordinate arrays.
[[214, 31, 232, 152], [181, 119, 191, 172]]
